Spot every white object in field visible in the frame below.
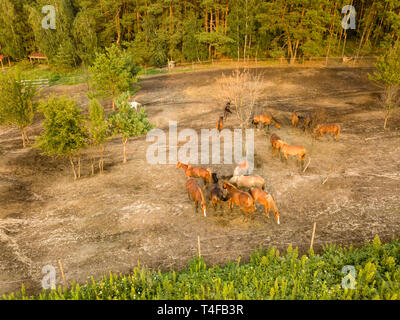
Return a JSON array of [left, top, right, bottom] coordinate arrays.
[[233, 160, 250, 176], [129, 101, 142, 112]]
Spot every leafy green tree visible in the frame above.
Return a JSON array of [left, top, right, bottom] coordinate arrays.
[[108, 92, 153, 164], [0, 70, 37, 148], [35, 96, 88, 180], [89, 44, 140, 110], [88, 99, 109, 174], [369, 44, 400, 129]]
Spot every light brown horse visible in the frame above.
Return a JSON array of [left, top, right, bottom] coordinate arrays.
[[270, 133, 286, 158], [233, 160, 251, 176], [229, 175, 266, 190], [280, 143, 307, 167], [216, 116, 224, 132], [250, 188, 280, 225], [223, 182, 255, 220], [313, 124, 341, 141], [177, 162, 213, 186], [252, 114, 281, 129], [291, 111, 299, 128], [186, 178, 207, 217]]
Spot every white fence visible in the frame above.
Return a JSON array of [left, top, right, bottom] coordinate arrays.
[[20, 78, 50, 88]]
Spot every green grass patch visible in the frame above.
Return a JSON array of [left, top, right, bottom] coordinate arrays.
[[9, 61, 90, 86], [3, 235, 400, 300]]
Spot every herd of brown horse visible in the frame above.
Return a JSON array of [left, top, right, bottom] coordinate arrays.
[[179, 104, 342, 225], [177, 160, 281, 224]]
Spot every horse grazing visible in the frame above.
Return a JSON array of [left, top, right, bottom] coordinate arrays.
[[270, 134, 286, 158], [292, 111, 312, 131], [223, 182, 255, 220], [223, 102, 233, 120], [250, 188, 280, 225], [229, 175, 266, 190], [186, 178, 207, 217], [209, 173, 228, 211], [177, 162, 213, 186], [233, 160, 251, 176], [313, 124, 341, 141], [280, 143, 307, 167], [252, 114, 281, 129], [216, 116, 224, 132]]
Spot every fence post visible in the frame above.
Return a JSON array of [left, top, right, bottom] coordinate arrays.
[[310, 222, 317, 251], [58, 259, 67, 287], [197, 236, 201, 258]]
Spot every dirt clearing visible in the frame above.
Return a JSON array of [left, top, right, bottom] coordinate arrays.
[[1, 67, 400, 295]]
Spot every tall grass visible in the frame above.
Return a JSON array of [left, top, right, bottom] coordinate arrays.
[[3, 236, 400, 300]]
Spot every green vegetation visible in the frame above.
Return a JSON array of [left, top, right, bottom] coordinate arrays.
[[0, 69, 37, 147], [89, 44, 141, 110], [3, 236, 400, 300], [35, 96, 89, 180], [108, 92, 154, 164], [88, 99, 109, 175], [1, 1, 400, 68], [369, 44, 400, 129]]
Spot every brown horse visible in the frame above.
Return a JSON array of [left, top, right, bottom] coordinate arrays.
[[223, 102, 233, 120], [229, 175, 266, 190], [250, 188, 280, 225], [177, 162, 213, 186], [292, 111, 312, 131], [280, 143, 307, 167], [223, 182, 255, 220], [186, 178, 207, 217], [270, 134, 286, 158], [209, 173, 227, 211], [216, 116, 224, 132], [313, 124, 341, 141], [252, 114, 281, 129], [291, 111, 299, 128]]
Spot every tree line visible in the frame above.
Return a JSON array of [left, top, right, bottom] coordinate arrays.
[[1, 0, 400, 68]]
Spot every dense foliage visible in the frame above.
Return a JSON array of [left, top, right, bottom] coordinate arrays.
[[0, 69, 37, 147], [4, 236, 400, 300], [1, 0, 400, 67]]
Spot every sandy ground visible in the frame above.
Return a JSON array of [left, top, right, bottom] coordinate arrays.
[[1, 66, 400, 295]]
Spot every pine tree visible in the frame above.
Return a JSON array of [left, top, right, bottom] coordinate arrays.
[[0, 69, 37, 148], [89, 44, 140, 111], [35, 96, 88, 180], [88, 99, 109, 174], [107, 92, 153, 164], [369, 44, 400, 129]]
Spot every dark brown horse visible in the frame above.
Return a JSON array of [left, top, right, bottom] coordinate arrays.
[[223, 101, 233, 120], [186, 178, 207, 217], [209, 173, 228, 211]]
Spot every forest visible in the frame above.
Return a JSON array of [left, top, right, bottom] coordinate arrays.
[[1, 0, 400, 68]]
